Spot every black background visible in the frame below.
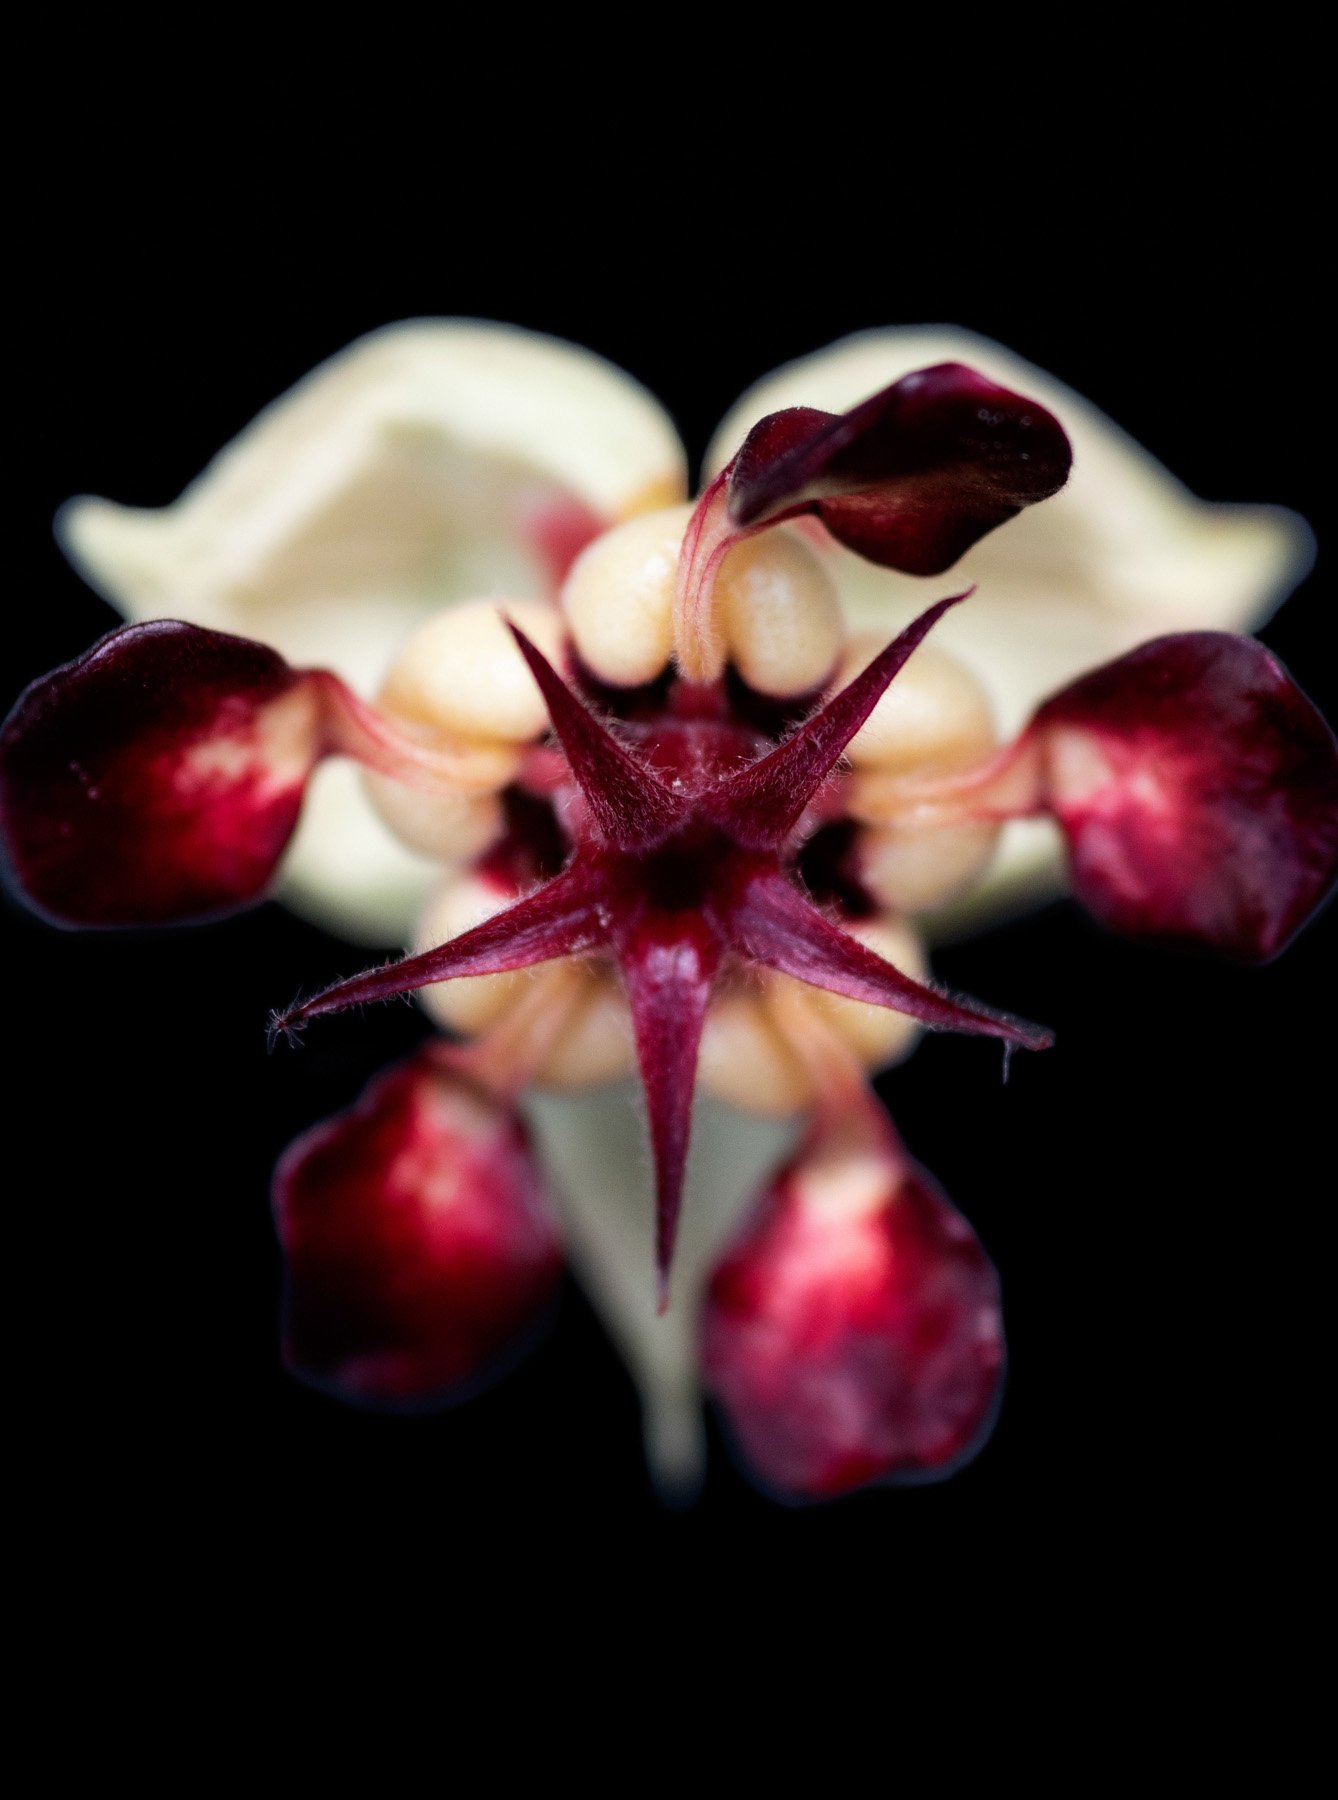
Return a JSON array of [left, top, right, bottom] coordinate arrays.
[[13, 67, 1331, 1631]]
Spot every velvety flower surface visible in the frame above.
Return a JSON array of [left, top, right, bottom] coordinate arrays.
[[5, 321, 1332, 1501]]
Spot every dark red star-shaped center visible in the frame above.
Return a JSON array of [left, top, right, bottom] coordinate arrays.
[[275, 605, 1050, 1300]]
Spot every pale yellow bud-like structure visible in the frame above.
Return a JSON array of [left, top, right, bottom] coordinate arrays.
[[697, 990, 814, 1116], [376, 598, 565, 746], [362, 598, 564, 862], [715, 528, 843, 698], [827, 635, 1004, 915], [564, 506, 842, 698], [561, 505, 693, 687], [840, 634, 998, 777], [536, 973, 637, 1088], [856, 818, 1001, 915], [360, 776, 505, 864]]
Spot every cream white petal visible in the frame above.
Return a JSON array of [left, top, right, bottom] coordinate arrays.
[[274, 761, 447, 947], [707, 328, 1314, 928], [527, 1086, 795, 1500], [58, 320, 687, 944]]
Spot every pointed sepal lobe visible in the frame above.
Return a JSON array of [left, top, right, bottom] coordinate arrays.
[[615, 916, 720, 1305], [506, 622, 681, 848]]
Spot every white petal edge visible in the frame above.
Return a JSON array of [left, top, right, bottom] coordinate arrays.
[[273, 761, 446, 948], [706, 327, 1315, 930], [526, 1085, 796, 1501], [57, 320, 688, 944]]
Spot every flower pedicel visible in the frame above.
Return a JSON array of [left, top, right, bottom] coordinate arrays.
[[4, 323, 1333, 1500]]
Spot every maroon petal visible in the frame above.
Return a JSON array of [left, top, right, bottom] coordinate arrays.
[[730, 867, 1053, 1052], [273, 1048, 562, 1408], [1029, 633, 1338, 962], [707, 592, 968, 847], [702, 1130, 1004, 1499], [0, 621, 323, 926], [725, 363, 1071, 575]]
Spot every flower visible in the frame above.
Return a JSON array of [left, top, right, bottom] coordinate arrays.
[[4, 322, 1332, 1502]]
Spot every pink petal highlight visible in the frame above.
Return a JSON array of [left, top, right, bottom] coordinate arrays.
[[725, 363, 1072, 575], [0, 621, 320, 926], [1030, 633, 1338, 961], [274, 1048, 562, 1407], [702, 1127, 1004, 1499]]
